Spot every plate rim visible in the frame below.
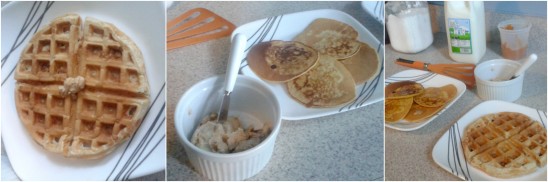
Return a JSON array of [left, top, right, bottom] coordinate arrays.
[[384, 69, 467, 131]]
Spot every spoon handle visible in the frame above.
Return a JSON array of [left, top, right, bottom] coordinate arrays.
[[224, 34, 247, 93], [513, 54, 537, 78]]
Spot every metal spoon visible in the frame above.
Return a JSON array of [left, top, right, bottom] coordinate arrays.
[[507, 54, 537, 80], [216, 33, 247, 122]]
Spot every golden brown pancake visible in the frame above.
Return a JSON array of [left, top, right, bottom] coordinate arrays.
[[340, 42, 381, 84], [414, 87, 450, 107], [404, 103, 445, 122], [385, 81, 424, 99], [385, 97, 414, 122], [439, 84, 457, 100], [404, 84, 457, 122], [286, 55, 356, 107], [293, 18, 360, 59], [247, 40, 319, 82]]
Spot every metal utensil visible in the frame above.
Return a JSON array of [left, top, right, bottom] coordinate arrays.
[[507, 54, 537, 80], [396, 58, 476, 88], [216, 34, 247, 122], [167, 8, 236, 50]]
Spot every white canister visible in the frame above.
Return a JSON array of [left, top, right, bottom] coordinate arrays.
[[474, 59, 523, 102], [386, 1, 433, 53]]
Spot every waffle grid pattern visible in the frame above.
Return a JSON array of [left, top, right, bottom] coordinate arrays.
[[14, 14, 149, 159], [463, 112, 547, 178], [80, 19, 145, 94]]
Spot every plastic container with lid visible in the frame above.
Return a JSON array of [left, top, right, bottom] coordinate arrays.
[[445, 1, 486, 64], [386, 1, 433, 53]]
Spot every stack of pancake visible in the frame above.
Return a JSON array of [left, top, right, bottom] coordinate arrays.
[[247, 18, 381, 108], [384, 81, 457, 122]]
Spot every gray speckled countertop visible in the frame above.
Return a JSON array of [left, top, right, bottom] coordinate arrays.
[[384, 8, 547, 181], [166, 1, 384, 181]]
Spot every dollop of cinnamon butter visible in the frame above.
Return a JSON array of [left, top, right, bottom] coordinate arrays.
[[191, 113, 271, 153], [59, 76, 85, 97]]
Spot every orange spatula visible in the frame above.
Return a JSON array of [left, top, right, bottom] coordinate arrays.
[[396, 58, 476, 88], [167, 8, 236, 50]]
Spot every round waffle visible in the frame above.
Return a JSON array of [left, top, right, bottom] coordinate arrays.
[[14, 14, 150, 159], [463, 112, 546, 178]]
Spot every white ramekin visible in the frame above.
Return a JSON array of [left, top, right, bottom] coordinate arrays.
[[174, 75, 281, 180], [474, 59, 523, 102]]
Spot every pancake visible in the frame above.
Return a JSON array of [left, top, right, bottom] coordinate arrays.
[[385, 97, 414, 122], [439, 84, 457, 100], [404, 84, 457, 122], [340, 42, 381, 84], [404, 103, 445, 122], [385, 81, 425, 99], [293, 18, 360, 59], [247, 40, 319, 82], [286, 55, 356, 107], [414, 87, 450, 107]]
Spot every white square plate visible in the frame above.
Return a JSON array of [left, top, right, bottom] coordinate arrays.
[[432, 100, 547, 181], [385, 70, 466, 131], [361, 1, 384, 24], [232, 9, 385, 120], [1, 2, 166, 180]]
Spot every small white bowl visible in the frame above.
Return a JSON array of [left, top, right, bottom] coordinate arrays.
[[474, 59, 523, 102], [174, 75, 281, 180]]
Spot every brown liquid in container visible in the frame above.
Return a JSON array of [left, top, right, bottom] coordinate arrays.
[[502, 42, 527, 60]]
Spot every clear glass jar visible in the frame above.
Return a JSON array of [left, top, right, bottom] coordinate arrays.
[[386, 1, 433, 53]]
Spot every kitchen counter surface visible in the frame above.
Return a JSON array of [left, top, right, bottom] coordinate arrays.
[[166, 1, 384, 181], [384, 15, 547, 180]]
